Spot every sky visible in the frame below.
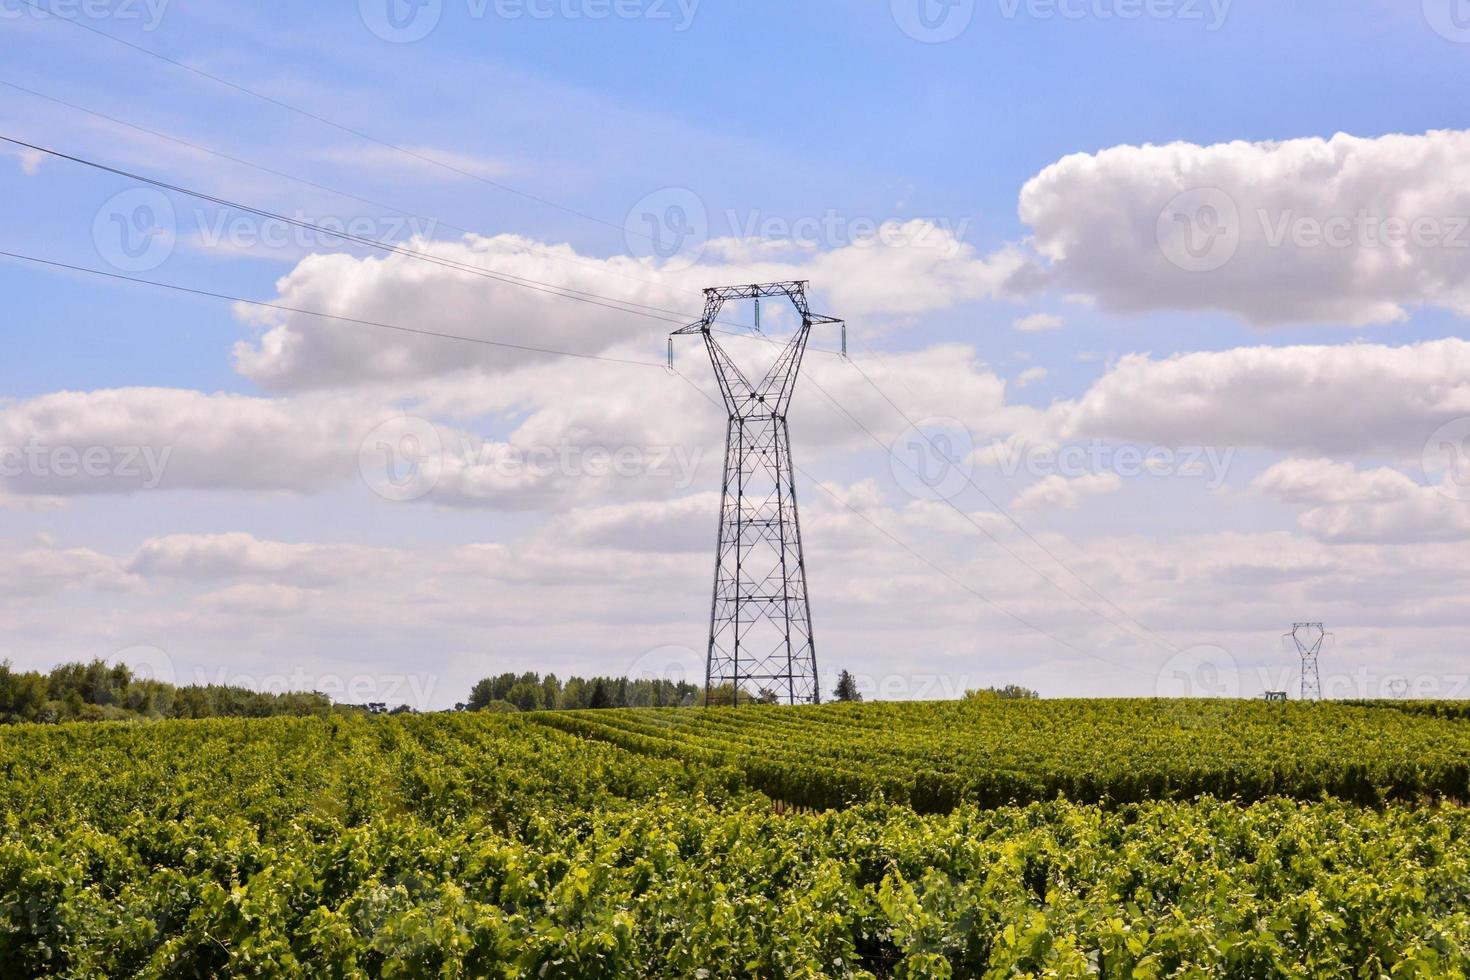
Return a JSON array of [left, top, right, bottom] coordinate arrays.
[[3, 0, 1470, 708]]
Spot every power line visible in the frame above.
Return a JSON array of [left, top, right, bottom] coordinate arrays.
[[0, 75, 701, 295], [2, 131, 845, 354], [4, 31, 1177, 654], [801, 287, 1178, 653], [1, 239, 1137, 671], [816, 367, 1174, 654], [843, 355, 1181, 653], [2, 182, 1162, 662], [1, 133, 1164, 651], [671, 368, 1147, 676], [2, 126, 1158, 655], [21, 0, 645, 242], [0, 248, 664, 369], [0, 134, 700, 327], [713, 314, 1179, 655]]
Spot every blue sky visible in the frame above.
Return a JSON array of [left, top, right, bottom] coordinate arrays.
[[0, 0, 1465, 402], [4, 0, 1470, 707]]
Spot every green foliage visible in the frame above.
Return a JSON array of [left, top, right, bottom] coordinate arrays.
[[534, 697, 1470, 811], [832, 670, 862, 702], [4, 708, 1470, 976], [466, 671, 698, 711], [963, 684, 1039, 700], [0, 659, 334, 725], [695, 683, 755, 707], [466, 677, 497, 712]]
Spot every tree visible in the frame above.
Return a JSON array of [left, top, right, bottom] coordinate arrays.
[[964, 684, 1040, 701], [696, 683, 753, 707], [466, 678, 496, 712], [559, 677, 586, 709], [489, 672, 520, 703], [588, 679, 611, 709], [506, 681, 544, 713], [0, 662, 48, 723], [832, 670, 862, 703]]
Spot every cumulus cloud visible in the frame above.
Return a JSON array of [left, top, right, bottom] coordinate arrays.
[[1013, 472, 1122, 510], [538, 493, 720, 553], [0, 335, 1030, 513], [1020, 130, 1470, 325], [14, 513, 1470, 706], [197, 583, 318, 617], [1053, 337, 1470, 458], [1015, 366, 1048, 389], [1254, 458, 1470, 543], [0, 543, 137, 596], [127, 533, 390, 586], [232, 222, 1024, 391], [0, 388, 371, 496], [1013, 313, 1063, 332]]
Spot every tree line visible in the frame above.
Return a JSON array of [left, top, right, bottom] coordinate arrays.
[[0, 657, 1041, 725], [0, 659, 336, 724], [461, 668, 954, 711], [463, 672, 703, 712]]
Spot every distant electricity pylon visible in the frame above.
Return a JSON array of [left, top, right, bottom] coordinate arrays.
[[672, 282, 844, 706], [1285, 623, 1330, 701]]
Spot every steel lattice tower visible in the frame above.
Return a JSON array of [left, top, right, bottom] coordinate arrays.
[[672, 282, 843, 706], [1285, 622, 1328, 701]]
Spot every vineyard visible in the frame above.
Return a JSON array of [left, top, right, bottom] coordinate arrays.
[[3, 701, 1470, 976]]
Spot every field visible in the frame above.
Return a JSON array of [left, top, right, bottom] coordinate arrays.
[[4, 701, 1470, 977]]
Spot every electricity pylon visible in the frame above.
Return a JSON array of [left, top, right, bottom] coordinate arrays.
[[1285, 622, 1329, 701], [672, 282, 843, 706]]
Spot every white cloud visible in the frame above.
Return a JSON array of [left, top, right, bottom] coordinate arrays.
[[197, 583, 318, 617], [539, 493, 719, 553], [0, 543, 136, 597], [1015, 366, 1049, 389], [15, 147, 43, 176], [0, 336, 1029, 513], [1013, 472, 1122, 510], [1254, 458, 1470, 543], [128, 533, 387, 586], [1054, 337, 1470, 458], [1013, 313, 1063, 332], [232, 222, 1024, 391], [14, 513, 1470, 706], [0, 388, 370, 496], [1019, 130, 1470, 325]]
